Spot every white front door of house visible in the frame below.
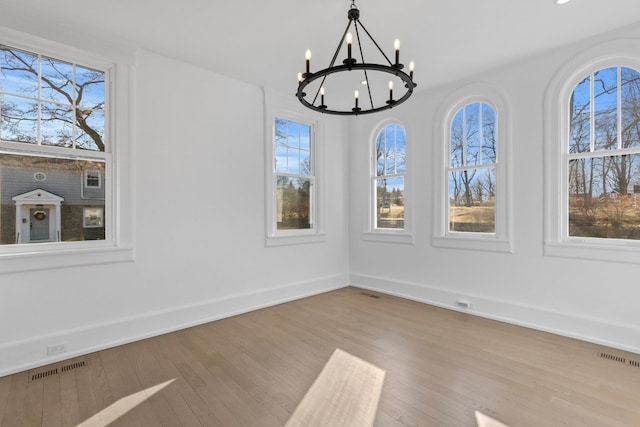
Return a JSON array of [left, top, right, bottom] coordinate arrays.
[[30, 208, 50, 241]]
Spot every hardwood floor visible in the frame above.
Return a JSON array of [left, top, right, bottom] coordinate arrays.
[[1, 287, 639, 426]]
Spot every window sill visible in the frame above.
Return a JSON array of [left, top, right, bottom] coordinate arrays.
[[0, 243, 134, 275], [544, 240, 640, 264], [265, 232, 326, 247], [432, 235, 513, 253], [362, 231, 414, 245]]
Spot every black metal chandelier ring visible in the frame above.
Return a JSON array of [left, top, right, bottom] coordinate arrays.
[[296, 63, 415, 116]]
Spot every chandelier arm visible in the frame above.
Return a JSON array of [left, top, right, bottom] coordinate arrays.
[[311, 74, 329, 105], [356, 19, 394, 67], [311, 19, 354, 105], [353, 21, 374, 109]]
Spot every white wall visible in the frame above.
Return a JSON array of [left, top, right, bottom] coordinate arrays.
[[349, 24, 640, 354], [0, 49, 350, 376], [3, 21, 640, 377]]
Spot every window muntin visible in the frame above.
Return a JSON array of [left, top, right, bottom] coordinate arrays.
[[0, 44, 109, 247], [274, 117, 313, 231], [447, 102, 497, 233], [567, 66, 640, 241], [373, 123, 406, 230]]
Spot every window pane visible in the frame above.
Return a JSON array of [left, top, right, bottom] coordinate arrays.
[[384, 125, 395, 174], [621, 67, 640, 150], [395, 125, 406, 174], [450, 108, 464, 168], [287, 121, 301, 149], [449, 168, 495, 233], [593, 67, 618, 151], [76, 110, 105, 151], [375, 177, 404, 229], [0, 153, 106, 245], [41, 56, 74, 105], [0, 47, 38, 98], [299, 125, 310, 151], [481, 103, 496, 164], [41, 102, 73, 148], [570, 75, 591, 153], [375, 132, 386, 176], [276, 176, 311, 230], [0, 94, 38, 143], [275, 118, 287, 145], [568, 154, 640, 240], [76, 65, 105, 111], [275, 145, 288, 173], [465, 103, 480, 166]]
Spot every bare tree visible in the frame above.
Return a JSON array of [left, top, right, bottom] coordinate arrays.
[[1, 47, 104, 151]]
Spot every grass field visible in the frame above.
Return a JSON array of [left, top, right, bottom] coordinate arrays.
[[449, 205, 495, 233]]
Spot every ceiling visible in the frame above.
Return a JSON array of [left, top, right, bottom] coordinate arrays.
[[2, 0, 640, 97]]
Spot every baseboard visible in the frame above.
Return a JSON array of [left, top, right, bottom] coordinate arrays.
[[0, 273, 349, 377], [350, 273, 640, 355]]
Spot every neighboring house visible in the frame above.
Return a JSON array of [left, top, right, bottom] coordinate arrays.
[[0, 154, 105, 244]]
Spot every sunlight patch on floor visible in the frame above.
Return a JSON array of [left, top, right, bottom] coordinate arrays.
[[77, 378, 175, 427], [286, 348, 386, 427], [476, 410, 510, 427]]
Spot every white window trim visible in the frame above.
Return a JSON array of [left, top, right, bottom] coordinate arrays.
[[432, 83, 513, 253], [544, 39, 640, 263], [0, 26, 135, 274], [363, 118, 414, 245], [264, 87, 325, 246]]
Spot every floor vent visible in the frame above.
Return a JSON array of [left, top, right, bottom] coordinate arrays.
[[360, 292, 380, 299], [29, 358, 88, 382], [31, 368, 58, 382], [598, 352, 626, 364], [61, 360, 86, 373]]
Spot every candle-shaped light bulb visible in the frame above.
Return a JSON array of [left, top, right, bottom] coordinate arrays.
[[409, 61, 415, 79], [297, 72, 303, 83], [346, 32, 353, 59], [354, 90, 359, 109], [305, 49, 311, 74], [320, 86, 325, 106], [394, 39, 400, 65], [388, 80, 394, 101]]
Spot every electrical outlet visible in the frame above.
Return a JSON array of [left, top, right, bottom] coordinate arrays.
[[47, 343, 67, 356], [457, 300, 473, 309]]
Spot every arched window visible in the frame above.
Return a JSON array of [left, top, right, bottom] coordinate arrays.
[[567, 66, 640, 240], [448, 102, 497, 233], [433, 85, 511, 253], [373, 123, 406, 230], [544, 40, 640, 263]]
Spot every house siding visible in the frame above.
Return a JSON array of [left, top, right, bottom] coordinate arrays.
[[0, 153, 105, 243]]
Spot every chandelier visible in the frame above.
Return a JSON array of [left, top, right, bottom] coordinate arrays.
[[296, 0, 417, 116]]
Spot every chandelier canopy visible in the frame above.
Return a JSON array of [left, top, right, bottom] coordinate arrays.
[[296, 0, 417, 116]]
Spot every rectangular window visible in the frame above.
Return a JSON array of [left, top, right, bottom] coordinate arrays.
[[274, 117, 313, 231], [84, 170, 101, 188], [0, 44, 108, 246], [83, 207, 104, 228]]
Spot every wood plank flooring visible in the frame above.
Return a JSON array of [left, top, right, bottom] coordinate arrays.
[[1, 287, 639, 426]]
